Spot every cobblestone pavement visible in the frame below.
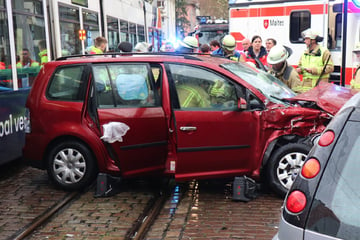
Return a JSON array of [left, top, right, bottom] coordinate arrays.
[[147, 180, 283, 240], [0, 160, 284, 240], [29, 182, 157, 240], [0, 159, 69, 240]]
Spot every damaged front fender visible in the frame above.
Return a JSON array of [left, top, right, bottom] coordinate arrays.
[[262, 105, 331, 136]]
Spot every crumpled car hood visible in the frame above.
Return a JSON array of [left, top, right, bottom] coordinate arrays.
[[288, 82, 357, 115]]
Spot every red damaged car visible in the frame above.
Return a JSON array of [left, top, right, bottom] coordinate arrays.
[[23, 54, 355, 196]]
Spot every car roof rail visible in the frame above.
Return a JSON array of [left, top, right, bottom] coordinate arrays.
[[55, 52, 204, 61]]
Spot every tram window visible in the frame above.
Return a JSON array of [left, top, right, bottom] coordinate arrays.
[[83, 10, 99, 52], [120, 20, 129, 42], [107, 16, 120, 52], [138, 25, 145, 42], [59, 5, 81, 56], [11, 0, 43, 14], [289, 10, 311, 43], [129, 22, 137, 46]]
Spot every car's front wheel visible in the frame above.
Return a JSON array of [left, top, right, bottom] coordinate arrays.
[[267, 143, 311, 197], [47, 141, 98, 191]]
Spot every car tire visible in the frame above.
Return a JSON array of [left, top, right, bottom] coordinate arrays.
[[47, 141, 98, 191], [267, 143, 311, 197]]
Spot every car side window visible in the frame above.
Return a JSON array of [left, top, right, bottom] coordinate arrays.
[[94, 63, 159, 108], [47, 66, 85, 101], [168, 64, 237, 110]]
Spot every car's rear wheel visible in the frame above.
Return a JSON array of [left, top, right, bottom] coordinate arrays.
[[267, 143, 311, 197], [47, 141, 97, 191]]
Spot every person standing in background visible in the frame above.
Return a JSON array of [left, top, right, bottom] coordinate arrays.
[[267, 45, 301, 91], [241, 38, 251, 53], [209, 40, 221, 53], [16, 48, 39, 68], [89, 36, 107, 54], [134, 42, 150, 52], [350, 43, 360, 90], [242, 35, 268, 70], [265, 38, 277, 53], [176, 36, 199, 53], [118, 41, 133, 53], [160, 41, 175, 52], [296, 28, 334, 92], [38, 39, 48, 66], [211, 35, 241, 61], [199, 44, 211, 54]]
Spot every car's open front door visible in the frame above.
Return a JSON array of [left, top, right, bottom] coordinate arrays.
[[92, 63, 168, 177]]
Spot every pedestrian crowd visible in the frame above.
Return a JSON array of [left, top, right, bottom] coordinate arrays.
[[84, 27, 360, 92]]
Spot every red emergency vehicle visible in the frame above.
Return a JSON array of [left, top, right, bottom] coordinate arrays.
[[229, 0, 360, 86]]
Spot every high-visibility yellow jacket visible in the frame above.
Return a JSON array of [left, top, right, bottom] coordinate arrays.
[[89, 46, 103, 54], [351, 66, 360, 90], [16, 60, 40, 68], [176, 84, 210, 108], [39, 49, 48, 66], [297, 45, 334, 92]]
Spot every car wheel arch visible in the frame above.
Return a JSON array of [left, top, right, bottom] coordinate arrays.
[[266, 141, 312, 197], [261, 134, 306, 168], [44, 135, 100, 171], [45, 136, 100, 191]]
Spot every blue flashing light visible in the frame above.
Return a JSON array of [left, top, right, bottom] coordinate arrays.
[[354, 0, 360, 8]]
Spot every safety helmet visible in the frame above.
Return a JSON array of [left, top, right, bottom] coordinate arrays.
[[134, 42, 149, 52], [302, 28, 322, 40], [179, 36, 198, 49], [222, 35, 236, 51], [267, 45, 288, 65]]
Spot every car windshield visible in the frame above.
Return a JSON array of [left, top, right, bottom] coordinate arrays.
[[221, 62, 296, 104]]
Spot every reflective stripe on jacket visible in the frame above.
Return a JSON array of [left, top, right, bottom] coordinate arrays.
[[176, 84, 210, 108]]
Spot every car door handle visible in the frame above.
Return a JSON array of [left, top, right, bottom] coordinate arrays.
[[180, 126, 197, 131]]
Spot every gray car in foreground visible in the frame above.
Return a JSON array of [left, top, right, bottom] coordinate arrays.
[[274, 92, 360, 240]]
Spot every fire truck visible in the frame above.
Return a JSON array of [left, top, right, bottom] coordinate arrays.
[[229, 0, 360, 86]]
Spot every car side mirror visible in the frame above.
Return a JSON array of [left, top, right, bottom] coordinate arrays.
[[238, 98, 247, 110]]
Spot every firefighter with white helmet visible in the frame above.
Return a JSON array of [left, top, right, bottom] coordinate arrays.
[[268, 45, 301, 91], [350, 42, 360, 90], [176, 36, 199, 53], [295, 28, 334, 92], [211, 34, 241, 61]]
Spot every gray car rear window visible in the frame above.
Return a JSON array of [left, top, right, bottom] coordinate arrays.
[[306, 121, 360, 239]]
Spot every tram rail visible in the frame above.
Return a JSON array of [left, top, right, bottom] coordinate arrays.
[[10, 191, 80, 240], [1, 161, 174, 240]]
